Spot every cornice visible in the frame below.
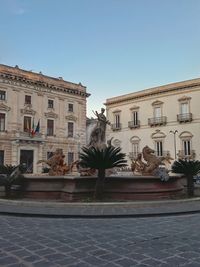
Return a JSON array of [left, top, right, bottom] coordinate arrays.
[[151, 100, 163, 106], [0, 64, 90, 98], [178, 95, 191, 102], [20, 106, 36, 116], [65, 115, 77, 121], [105, 78, 200, 106]]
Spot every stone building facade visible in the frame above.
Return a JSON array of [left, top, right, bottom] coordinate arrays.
[[0, 64, 90, 173], [105, 78, 200, 166]]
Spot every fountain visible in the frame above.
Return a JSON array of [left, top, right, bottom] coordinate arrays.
[[21, 108, 183, 201]]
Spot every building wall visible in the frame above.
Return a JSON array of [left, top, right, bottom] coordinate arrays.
[[105, 79, 200, 167], [0, 64, 90, 173]]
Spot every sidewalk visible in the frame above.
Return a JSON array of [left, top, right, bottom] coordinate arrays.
[[0, 197, 200, 218]]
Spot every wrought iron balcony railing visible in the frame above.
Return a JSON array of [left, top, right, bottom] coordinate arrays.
[[177, 150, 196, 160], [154, 150, 171, 158], [148, 116, 167, 127], [111, 123, 122, 131], [129, 152, 141, 160], [177, 113, 192, 123], [128, 120, 140, 129]]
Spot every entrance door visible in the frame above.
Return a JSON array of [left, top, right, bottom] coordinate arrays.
[[20, 150, 34, 173]]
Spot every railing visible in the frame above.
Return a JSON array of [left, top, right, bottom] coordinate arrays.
[[111, 123, 122, 131], [177, 113, 192, 123], [15, 131, 44, 141], [128, 120, 140, 129], [177, 150, 196, 160], [154, 150, 170, 158], [148, 116, 167, 126], [129, 152, 141, 160]]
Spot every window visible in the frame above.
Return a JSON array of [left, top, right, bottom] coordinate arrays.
[[132, 111, 138, 126], [155, 141, 163, 157], [154, 106, 161, 118], [48, 100, 54, 109], [68, 103, 74, 112], [47, 119, 54, 136], [0, 90, 6, 100], [132, 143, 139, 158], [24, 116, 31, 132], [114, 114, 120, 128], [180, 103, 189, 114], [0, 113, 5, 132], [68, 122, 74, 137], [25, 95, 31, 105], [68, 152, 74, 165], [182, 140, 191, 156], [0, 150, 4, 165]]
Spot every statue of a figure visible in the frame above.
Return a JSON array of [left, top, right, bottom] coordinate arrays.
[[89, 108, 110, 147]]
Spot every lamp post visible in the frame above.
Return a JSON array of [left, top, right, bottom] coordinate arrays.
[[170, 130, 178, 160]]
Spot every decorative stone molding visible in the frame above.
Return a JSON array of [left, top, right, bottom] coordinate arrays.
[[151, 129, 166, 139], [179, 131, 193, 139], [20, 106, 36, 115], [65, 115, 77, 121], [130, 136, 141, 143], [113, 109, 121, 113], [178, 95, 191, 102], [44, 111, 58, 119], [152, 100, 163, 106], [130, 105, 140, 110], [0, 103, 11, 111]]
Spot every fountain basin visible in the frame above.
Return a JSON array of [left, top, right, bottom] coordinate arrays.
[[19, 174, 184, 201]]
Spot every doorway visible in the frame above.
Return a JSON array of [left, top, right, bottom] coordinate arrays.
[[20, 150, 34, 173]]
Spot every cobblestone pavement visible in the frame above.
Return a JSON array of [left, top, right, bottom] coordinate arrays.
[[1, 214, 200, 267]]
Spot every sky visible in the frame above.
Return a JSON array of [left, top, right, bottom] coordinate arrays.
[[0, 0, 200, 117]]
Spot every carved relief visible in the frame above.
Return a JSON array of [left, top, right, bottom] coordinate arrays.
[[152, 100, 163, 106], [20, 105, 36, 115], [0, 103, 11, 111], [44, 111, 58, 119], [65, 115, 77, 121], [178, 95, 191, 102]]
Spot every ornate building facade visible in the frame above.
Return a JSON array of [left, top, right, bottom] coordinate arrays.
[[0, 64, 90, 173], [105, 78, 200, 165]]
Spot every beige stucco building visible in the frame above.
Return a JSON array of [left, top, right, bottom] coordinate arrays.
[[105, 78, 200, 166], [0, 64, 90, 173]]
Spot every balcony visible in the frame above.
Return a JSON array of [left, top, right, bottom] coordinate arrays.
[[154, 151, 171, 158], [128, 120, 140, 129], [14, 131, 44, 142], [148, 116, 167, 127], [177, 150, 196, 160], [129, 152, 141, 160], [111, 123, 122, 131], [177, 113, 192, 123]]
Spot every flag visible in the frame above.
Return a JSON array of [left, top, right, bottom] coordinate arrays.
[[31, 117, 35, 136], [34, 119, 40, 134]]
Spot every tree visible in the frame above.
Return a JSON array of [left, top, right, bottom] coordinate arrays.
[[172, 159, 200, 197], [79, 146, 127, 199]]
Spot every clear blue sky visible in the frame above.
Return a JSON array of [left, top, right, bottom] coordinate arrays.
[[0, 0, 200, 117]]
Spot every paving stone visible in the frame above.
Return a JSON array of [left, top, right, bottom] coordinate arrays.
[[0, 256, 19, 265]]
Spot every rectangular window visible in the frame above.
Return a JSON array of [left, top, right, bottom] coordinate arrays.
[[23, 116, 31, 132], [183, 140, 191, 156], [132, 143, 139, 158], [47, 119, 54, 136], [154, 107, 161, 118], [155, 141, 163, 157], [68, 122, 74, 137], [0, 150, 4, 165], [115, 114, 120, 128], [181, 103, 189, 114], [0, 113, 5, 132], [48, 100, 54, 109], [68, 152, 74, 165], [132, 111, 138, 126], [68, 103, 74, 112], [25, 95, 31, 105], [0, 90, 6, 100]]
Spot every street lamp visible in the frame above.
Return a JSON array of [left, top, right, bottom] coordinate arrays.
[[170, 130, 178, 160]]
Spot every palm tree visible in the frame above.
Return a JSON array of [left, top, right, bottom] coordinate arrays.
[[79, 145, 127, 199], [172, 159, 200, 197]]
